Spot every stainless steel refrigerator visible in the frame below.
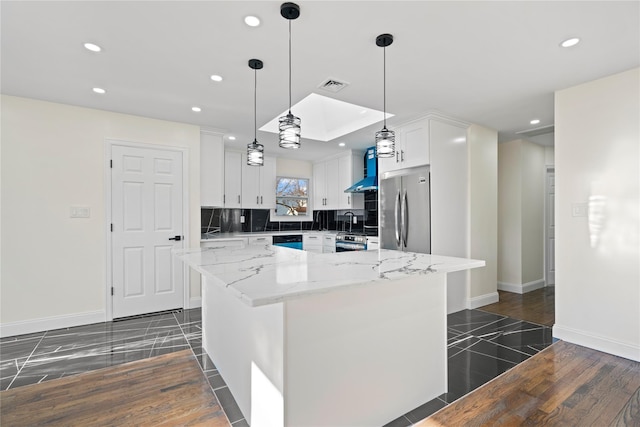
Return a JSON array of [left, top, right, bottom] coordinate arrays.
[[380, 166, 431, 253]]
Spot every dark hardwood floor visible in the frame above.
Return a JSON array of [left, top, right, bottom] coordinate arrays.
[[480, 286, 555, 326], [417, 340, 640, 426], [0, 349, 230, 426]]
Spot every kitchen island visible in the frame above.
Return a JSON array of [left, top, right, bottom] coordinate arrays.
[[176, 244, 484, 427]]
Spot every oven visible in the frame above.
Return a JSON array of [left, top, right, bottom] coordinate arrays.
[[335, 233, 367, 252]]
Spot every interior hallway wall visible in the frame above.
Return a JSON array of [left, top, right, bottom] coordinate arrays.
[[554, 67, 640, 361], [497, 139, 545, 293], [1, 95, 201, 335]]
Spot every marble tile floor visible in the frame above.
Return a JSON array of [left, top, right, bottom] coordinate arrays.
[[1, 308, 552, 427]]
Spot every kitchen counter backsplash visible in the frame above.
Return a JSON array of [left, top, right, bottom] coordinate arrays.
[[201, 208, 366, 235]]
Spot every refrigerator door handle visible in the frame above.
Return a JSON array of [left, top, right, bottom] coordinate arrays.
[[394, 190, 402, 246], [402, 191, 409, 247]]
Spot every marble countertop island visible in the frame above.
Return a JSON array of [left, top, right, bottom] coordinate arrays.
[[175, 244, 485, 307]]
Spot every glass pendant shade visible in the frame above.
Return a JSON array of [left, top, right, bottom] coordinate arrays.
[[278, 113, 301, 149], [247, 140, 264, 166], [375, 126, 395, 158]]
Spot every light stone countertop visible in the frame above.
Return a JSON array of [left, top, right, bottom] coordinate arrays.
[[201, 230, 340, 242], [175, 244, 485, 307]]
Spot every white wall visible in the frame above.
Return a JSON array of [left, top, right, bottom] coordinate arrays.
[[468, 124, 498, 304], [497, 139, 545, 293], [554, 68, 640, 361], [1, 95, 201, 333], [276, 157, 312, 179], [544, 146, 555, 166]]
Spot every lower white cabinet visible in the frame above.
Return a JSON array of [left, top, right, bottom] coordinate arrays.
[[323, 234, 336, 253], [366, 236, 379, 250], [248, 236, 271, 246], [303, 234, 323, 253], [201, 238, 247, 249]]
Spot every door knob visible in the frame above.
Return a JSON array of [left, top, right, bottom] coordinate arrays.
[[169, 235, 182, 241]]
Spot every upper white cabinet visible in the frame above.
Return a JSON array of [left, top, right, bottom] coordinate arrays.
[[224, 151, 242, 208], [200, 131, 224, 207], [378, 118, 430, 174], [313, 151, 364, 210], [241, 154, 276, 209]]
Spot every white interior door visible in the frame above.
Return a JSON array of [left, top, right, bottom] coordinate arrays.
[[545, 169, 556, 285], [111, 145, 184, 318]]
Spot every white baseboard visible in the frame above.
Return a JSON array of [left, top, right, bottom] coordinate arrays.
[[497, 279, 545, 294], [0, 310, 106, 338], [553, 324, 640, 362], [189, 296, 202, 309], [467, 291, 499, 309]]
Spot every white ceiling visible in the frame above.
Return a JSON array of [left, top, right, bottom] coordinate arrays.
[[2, 1, 639, 160]]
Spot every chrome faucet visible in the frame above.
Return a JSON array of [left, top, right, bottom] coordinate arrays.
[[344, 211, 355, 233]]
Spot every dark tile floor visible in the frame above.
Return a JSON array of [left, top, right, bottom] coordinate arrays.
[[1, 308, 552, 427]]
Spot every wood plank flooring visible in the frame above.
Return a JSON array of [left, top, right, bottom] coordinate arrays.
[[416, 340, 640, 426], [0, 349, 230, 426], [480, 287, 555, 326]]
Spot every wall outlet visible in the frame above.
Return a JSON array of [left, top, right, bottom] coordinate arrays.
[[353, 216, 357, 224], [240, 215, 245, 224], [70, 206, 90, 218]]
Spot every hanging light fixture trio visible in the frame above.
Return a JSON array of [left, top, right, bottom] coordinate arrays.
[[247, 58, 265, 166], [375, 33, 395, 158], [278, 2, 302, 149]]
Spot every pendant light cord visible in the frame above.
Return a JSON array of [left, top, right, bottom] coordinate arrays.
[[383, 44, 387, 128], [288, 19, 292, 114], [254, 67, 257, 141]]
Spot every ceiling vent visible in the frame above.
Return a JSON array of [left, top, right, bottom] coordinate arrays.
[[515, 124, 555, 137], [318, 78, 349, 93]]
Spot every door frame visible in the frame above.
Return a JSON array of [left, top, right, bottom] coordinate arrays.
[[543, 166, 555, 286], [104, 139, 191, 321]]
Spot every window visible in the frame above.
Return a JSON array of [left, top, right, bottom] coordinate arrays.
[[276, 177, 309, 216]]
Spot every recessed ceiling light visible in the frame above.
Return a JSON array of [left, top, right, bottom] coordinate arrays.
[[210, 75, 223, 82], [192, 106, 202, 112], [228, 136, 236, 141], [84, 43, 101, 52], [560, 37, 580, 48], [530, 119, 541, 125], [92, 87, 106, 94], [338, 142, 346, 147], [244, 16, 260, 27]]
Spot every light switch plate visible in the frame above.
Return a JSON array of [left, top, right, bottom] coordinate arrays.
[[572, 203, 587, 217], [70, 206, 91, 218], [240, 215, 245, 224]]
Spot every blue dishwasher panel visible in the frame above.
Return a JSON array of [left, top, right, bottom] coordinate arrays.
[[274, 241, 303, 250]]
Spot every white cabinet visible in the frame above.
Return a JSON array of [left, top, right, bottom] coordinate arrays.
[[224, 151, 242, 208], [303, 234, 323, 253], [241, 155, 276, 209], [378, 118, 430, 174], [200, 131, 224, 207], [322, 234, 336, 253], [366, 236, 379, 251], [313, 151, 364, 210], [248, 235, 271, 246], [201, 238, 247, 249]]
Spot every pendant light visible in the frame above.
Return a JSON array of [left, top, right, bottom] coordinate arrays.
[[278, 2, 301, 149], [375, 33, 395, 158], [247, 59, 264, 166]]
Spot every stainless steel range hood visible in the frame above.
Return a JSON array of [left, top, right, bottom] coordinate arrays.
[[345, 146, 377, 193]]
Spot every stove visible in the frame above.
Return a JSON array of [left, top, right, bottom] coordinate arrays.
[[335, 233, 368, 252]]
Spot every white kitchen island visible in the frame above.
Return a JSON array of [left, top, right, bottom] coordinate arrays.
[[175, 244, 484, 427]]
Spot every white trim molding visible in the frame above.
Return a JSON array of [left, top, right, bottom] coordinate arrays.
[[497, 279, 545, 294], [553, 324, 640, 362], [0, 311, 105, 338], [467, 291, 499, 309]]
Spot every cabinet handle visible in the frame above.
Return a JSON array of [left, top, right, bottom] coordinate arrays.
[[238, 195, 241, 204], [348, 195, 350, 205], [260, 196, 263, 204], [396, 151, 399, 163], [401, 150, 405, 162], [223, 194, 226, 203]]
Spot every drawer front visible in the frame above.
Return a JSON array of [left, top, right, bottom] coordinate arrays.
[[248, 236, 270, 246]]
